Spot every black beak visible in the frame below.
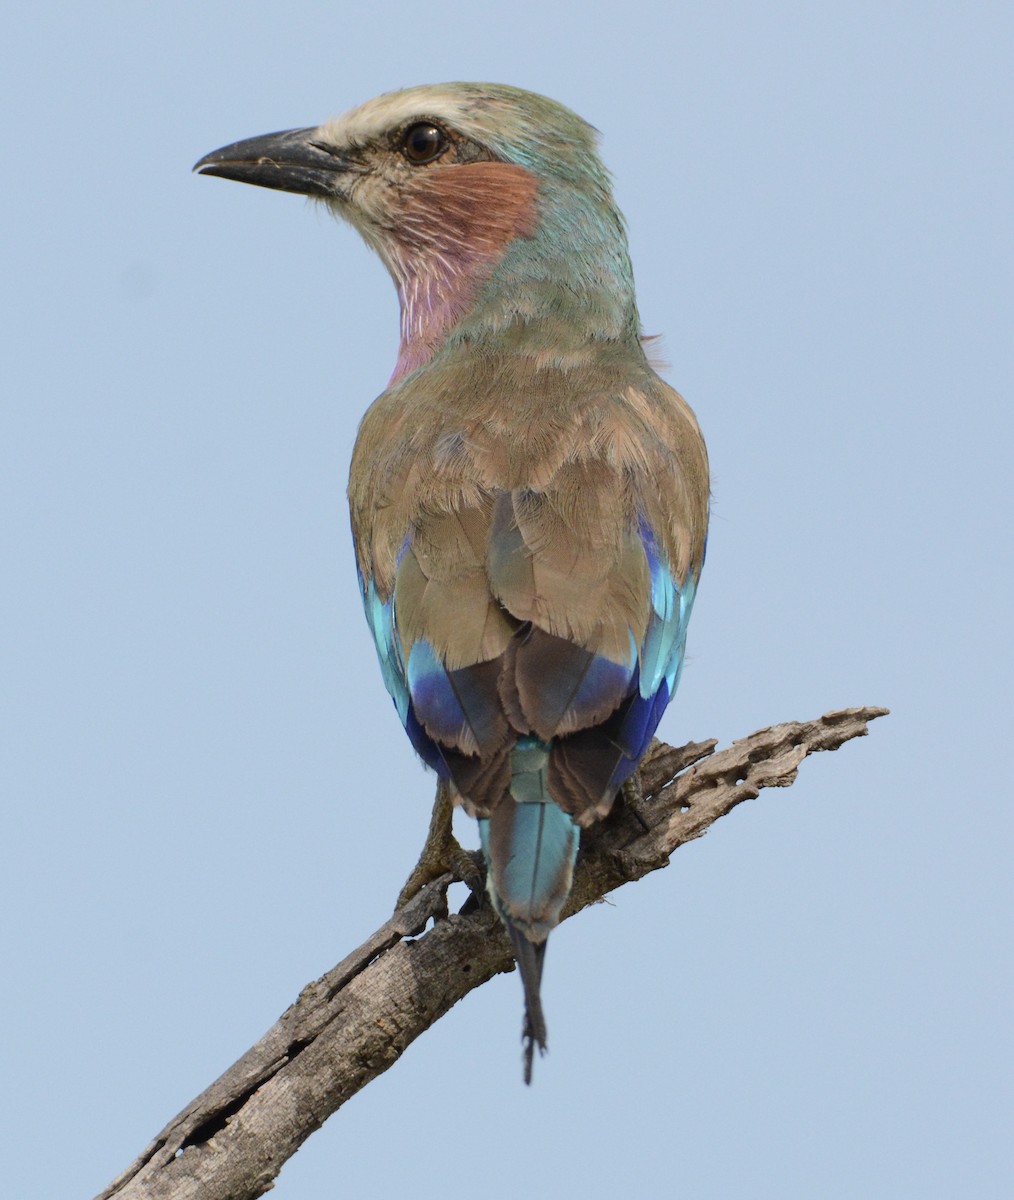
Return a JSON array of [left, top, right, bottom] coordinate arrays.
[[193, 128, 358, 197]]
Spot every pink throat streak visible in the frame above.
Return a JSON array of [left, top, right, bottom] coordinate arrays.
[[382, 162, 539, 385]]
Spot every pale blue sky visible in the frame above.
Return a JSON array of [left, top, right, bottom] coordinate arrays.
[[3, 3, 1011, 1198]]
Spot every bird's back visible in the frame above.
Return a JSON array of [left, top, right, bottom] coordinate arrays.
[[350, 346, 707, 1070]]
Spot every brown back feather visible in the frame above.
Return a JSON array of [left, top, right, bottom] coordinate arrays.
[[349, 349, 709, 819]]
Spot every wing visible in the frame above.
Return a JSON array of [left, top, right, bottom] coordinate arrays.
[[548, 518, 698, 815], [357, 487, 699, 822], [350, 364, 708, 819]]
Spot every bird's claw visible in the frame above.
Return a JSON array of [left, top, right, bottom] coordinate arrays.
[[395, 780, 486, 910], [619, 771, 652, 833]]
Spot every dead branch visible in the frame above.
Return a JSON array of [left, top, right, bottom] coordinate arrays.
[[98, 705, 887, 1200]]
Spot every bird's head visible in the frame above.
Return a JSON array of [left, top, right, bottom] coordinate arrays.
[[196, 83, 639, 381]]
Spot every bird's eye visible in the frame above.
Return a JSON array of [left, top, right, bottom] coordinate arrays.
[[401, 122, 448, 165]]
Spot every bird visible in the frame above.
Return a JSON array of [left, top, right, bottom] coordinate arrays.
[[195, 83, 709, 1083]]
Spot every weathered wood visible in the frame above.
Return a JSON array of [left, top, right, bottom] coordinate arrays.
[[98, 705, 887, 1200]]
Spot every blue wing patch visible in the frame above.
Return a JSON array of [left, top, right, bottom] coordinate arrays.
[[406, 639, 473, 748], [358, 568, 446, 773], [360, 570, 410, 726], [638, 519, 697, 700], [360, 565, 503, 776], [599, 521, 698, 792]]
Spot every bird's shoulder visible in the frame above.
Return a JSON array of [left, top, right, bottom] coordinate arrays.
[[348, 351, 707, 597]]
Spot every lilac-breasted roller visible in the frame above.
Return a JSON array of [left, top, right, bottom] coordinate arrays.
[[196, 83, 709, 1082]]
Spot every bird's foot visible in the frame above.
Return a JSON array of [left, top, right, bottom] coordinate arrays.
[[395, 780, 485, 910], [619, 770, 652, 834]]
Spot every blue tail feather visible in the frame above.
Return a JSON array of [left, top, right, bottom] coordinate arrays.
[[479, 743, 580, 937], [508, 925, 548, 1085], [478, 739, 580, 1082]]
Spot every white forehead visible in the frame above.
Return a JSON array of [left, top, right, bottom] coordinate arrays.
[[316, 87, 483, 148]]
